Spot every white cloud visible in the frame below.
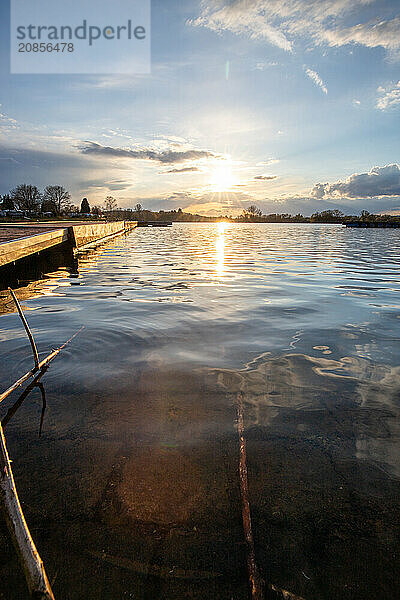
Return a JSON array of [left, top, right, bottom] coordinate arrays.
[[304, 67, 328, 94], [312, 164, 400, 198], [0, 105, 19, 131], [376, 81, 400, 110]]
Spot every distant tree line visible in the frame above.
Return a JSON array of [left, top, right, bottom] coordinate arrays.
[[1, 187, 399, 224], [98, 205, 400, 224], [0, 185, 102, 217], [236, 206, 400, 224]]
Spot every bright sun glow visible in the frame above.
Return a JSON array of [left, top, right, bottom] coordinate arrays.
[[210, 163, 237, 191]]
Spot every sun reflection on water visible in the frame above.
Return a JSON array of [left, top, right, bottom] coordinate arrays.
[[216, 222, 226, 276]]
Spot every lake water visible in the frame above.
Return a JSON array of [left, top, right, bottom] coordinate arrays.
[[0, 223, 400, 599]]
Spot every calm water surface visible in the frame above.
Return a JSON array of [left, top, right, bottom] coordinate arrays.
[[1, 223, 400, 599]]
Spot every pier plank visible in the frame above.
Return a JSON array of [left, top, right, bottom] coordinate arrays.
[[0, 228, 69, 268]]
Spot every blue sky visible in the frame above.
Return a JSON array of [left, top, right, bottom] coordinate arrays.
[[0, 0, 399, 215]]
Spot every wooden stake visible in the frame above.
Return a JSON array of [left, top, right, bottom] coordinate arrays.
[[9, 288, 39, 370]]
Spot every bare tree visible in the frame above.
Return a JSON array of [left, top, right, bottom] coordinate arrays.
[[64, 203, 78, 215], [11, 184, 41, 213], [0, 195, 14, 210], [42, 185, 71, 215], [41, 199, 57, 214], [104, 196, 117, 212]]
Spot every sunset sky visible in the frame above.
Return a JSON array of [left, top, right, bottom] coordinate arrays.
[[1, 0, 400, 215]]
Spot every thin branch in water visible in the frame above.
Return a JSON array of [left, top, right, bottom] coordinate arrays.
[[0, 326, 84, 406], [9, 288, 39, 370], [235, 392, 307, 600], [55, 325, 85, 352], [0, 313, 84, 600], [236, 391, 265, 600], [0, 421, 55, 599], [37, 382, 46, 438], [0, 351, 57, 406], [1, 369, 47, 430]]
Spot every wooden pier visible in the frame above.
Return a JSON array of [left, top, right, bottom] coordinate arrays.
[[345, 221, 400, 228], [136, 221, 172, 227], [0, 221, 138, 270]]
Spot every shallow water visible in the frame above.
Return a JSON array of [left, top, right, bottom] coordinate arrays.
[[0, 223, 400, 599]]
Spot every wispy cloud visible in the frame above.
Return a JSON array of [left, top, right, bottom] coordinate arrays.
[[166, 166, 201, 173], [73, 75, 147, 90], [320, 15, 400, 53], [254, 175, 278, 180], [376, 81, 400, 110], [79, 141, 221, 164], [188, 1, 293, 52], [253, 61, 279, 70], [189, 1, 400, 56], [304, 67, 328, 94], [256, 158, 280, 166]]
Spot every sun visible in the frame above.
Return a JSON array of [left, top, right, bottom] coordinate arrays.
[[209, 163, 237, 191]]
